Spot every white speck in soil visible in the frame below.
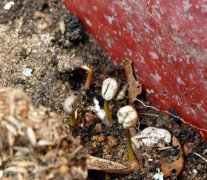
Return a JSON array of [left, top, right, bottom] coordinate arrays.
[[22, 67, 33, 77]]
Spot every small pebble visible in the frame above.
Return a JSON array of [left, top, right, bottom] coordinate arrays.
[[37, 22, 48, 31], [107, 136, 118, 147], [91, 134, 105, 143], [192, 169, 197, 175], [59, 165, 70, 174], [4, 1, 15, 10], [91, 142, 97, 148], [152, 172, 164, 180], [85, 112, 95, 124], [22, 67, 33, 77], [95, 123, 103, 132]]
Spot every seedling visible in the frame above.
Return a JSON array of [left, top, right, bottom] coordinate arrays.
[[101, 78, 118, 124], [117, 105, 138, 165], [63, 95, 78, 127], [81, 65, 93, 89]]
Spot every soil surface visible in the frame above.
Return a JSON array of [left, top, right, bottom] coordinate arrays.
[[0, 0, 206, 179]]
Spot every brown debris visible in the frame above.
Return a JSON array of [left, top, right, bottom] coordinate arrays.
[[103, 144, 112, 155], [95, 123, 103, 133], [121, 59, 142, 102], [183, 142, 195, 156], [0, 87, 87, 180], [160, 136, 184, 177], [91, 134, 105, 143], [108, 136, 118, 147]]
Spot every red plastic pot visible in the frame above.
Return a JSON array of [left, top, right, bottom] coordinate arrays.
[[63, 0, 207, 140]]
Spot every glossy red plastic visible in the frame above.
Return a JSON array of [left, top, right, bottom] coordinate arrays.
[[63, 0, 207, 140]]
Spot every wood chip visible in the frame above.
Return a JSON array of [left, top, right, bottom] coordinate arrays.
[[121, 59, 142, 102]]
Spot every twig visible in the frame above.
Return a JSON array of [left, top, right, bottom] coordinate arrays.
[[136, 99, 159, 112], [134, 99, 207, 133], [138, 112, 159, 117], [194, 152, 207, 163], [157, 146, 173, 151]]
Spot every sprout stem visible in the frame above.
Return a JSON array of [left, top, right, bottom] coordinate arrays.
[[104, 100, 112, 121], [81, 65, 93, 89], [70, 113, 77, 127], [126, 129, 136, 162]]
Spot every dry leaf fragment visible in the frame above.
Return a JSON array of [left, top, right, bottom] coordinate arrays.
[[121, 59, 142, 102], [132, 127, 172, 148], [87, 155, 135, 174], [159, 136, 184, 177]]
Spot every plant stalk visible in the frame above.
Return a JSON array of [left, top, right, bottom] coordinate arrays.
[[81, 65, 93, 89], [126, 129, 136, 162], [104, 100, 112, 121]]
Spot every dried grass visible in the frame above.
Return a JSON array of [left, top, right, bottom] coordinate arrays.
[[0, 87, 87, 180]]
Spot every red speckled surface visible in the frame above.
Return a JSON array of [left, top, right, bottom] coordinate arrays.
[[63, 0, 207, 140]]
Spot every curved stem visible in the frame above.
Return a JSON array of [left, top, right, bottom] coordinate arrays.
[[81, 65, 93, 89], [70, 113, 77, 127], [126, 129, 136, 162]]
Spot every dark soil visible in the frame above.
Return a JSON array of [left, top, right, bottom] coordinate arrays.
[[0, 0, 206, 179]]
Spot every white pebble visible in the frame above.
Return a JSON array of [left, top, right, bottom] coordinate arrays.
[[4, 1, 15, 10], [192, 169, 197, 175], [22, 67, 33, 77], [153, 172, 164, 180]]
